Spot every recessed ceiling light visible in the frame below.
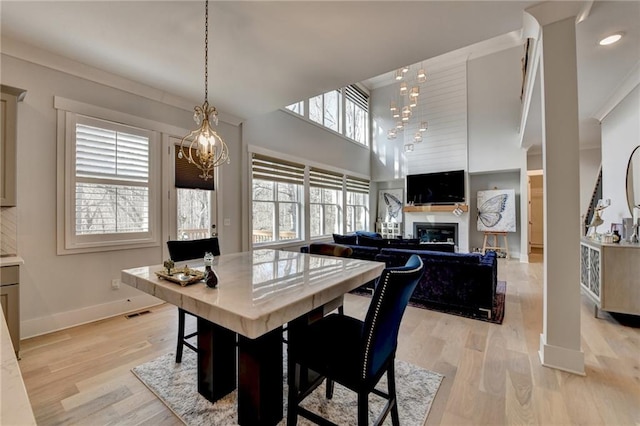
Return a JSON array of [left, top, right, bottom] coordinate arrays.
[[599, 33, 623, 46]]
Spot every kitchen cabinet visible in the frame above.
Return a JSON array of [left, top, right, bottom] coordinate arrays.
[[1, 85, 26, 207]]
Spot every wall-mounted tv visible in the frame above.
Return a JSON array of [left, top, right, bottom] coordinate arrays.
[[406, 170, 465, 205]]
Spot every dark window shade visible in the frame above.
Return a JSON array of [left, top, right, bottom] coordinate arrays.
[[175, 148, 214, 190]]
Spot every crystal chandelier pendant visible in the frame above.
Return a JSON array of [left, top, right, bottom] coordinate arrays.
[[177, 0, 229, 181], [404, 143, 414, 152]]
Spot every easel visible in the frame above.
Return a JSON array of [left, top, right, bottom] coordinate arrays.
[[482, 232, 509, 259]]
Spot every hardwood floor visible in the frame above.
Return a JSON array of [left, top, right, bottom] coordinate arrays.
[[19, 257, 640, 425]]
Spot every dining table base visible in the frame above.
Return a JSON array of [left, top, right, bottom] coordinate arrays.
[[197, 317, 284, 425]]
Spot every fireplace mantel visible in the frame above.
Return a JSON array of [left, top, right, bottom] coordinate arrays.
[[403, 204, 468, 213]]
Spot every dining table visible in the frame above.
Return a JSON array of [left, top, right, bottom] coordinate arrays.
[[121, 248, 384, 426]]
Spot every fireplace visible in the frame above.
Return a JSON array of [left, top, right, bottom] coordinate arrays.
[[414, 222, 458, 245]]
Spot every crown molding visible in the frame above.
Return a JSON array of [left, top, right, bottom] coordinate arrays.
[[1, 37, 243, 126], [592, 61, 640, 122]]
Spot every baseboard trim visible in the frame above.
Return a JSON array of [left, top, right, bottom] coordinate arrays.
[[538, 333, 585, 375], [21, 294, 163, 339]]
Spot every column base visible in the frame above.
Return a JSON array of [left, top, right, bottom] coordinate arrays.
[[539, 333, 585, 375]]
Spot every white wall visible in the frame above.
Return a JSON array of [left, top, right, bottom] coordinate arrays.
[[243, 110, 371, 177], [468, 46, 524, 173], [601, 85, 640, 229], [2, 54, 241, 337]]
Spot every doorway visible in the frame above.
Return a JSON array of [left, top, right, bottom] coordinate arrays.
[[168, 137, 218, 242], [528, 171, 543, 262]]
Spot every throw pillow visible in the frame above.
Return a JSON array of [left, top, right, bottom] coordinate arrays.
[[355, 230, 382, 239], [333, 233, 358, 245]]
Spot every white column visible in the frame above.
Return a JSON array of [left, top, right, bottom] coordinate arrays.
[[527, 3, 585, 375]]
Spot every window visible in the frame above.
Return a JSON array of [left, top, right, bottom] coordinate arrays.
[[309, 168, 343, 238], [74, 119, 150, 236], [344, 86, 369, 146], [250, 150, 370, 248], [286, 101, 304, 116], [286, 85, 368, 146], [345, 176, 370, 233], [56, 97, 160, 254], [252, 154, 304, 244]]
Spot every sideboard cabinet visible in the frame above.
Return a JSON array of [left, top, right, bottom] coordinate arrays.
[[580, 238, 640, 316]]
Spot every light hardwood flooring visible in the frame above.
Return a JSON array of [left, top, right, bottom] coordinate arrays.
[[19, 256, 640, 425]]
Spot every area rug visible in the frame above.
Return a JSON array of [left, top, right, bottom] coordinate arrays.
[[132, 349, 443, 425], [351, 281, 506, 324]]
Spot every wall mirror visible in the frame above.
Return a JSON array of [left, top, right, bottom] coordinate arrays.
[[626, 145, 640, 215]]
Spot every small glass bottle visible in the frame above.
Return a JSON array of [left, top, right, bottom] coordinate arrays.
[[203, 252, 218, 288]]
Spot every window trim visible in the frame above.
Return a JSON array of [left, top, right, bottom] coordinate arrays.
[[55, 97, 169, 255]]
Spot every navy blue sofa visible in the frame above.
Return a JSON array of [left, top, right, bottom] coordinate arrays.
[[304, 232, 498, 318], [374, 248, 498, 318]]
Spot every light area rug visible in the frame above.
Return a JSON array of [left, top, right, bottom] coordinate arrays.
[[132, 349, 443, 425]]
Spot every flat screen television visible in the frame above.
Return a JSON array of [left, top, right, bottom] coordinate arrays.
[[406, 170, 465, 205]]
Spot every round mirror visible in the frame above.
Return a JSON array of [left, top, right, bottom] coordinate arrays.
[[626, 145, 640, 215]]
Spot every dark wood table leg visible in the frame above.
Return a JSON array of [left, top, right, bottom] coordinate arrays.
[[237, 326, 283, 426], [197, 317, 237, 402]]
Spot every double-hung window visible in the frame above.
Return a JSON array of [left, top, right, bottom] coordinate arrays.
[[309, 168, 343, 238], [251, 154, 304, 244], [345, 176, 370, 233], [57, 99, 160, 254]]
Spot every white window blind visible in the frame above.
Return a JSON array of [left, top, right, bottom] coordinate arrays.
[[309, 167, 343, 190], [74, 117, 151, 236], [345, 85, 368, 113], [252, 154, 305, 185], [345, 175, 369, 194], [76, 123, 149, 182]]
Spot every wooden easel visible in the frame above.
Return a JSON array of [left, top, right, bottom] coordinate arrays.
[[482, 232, 509, 259]]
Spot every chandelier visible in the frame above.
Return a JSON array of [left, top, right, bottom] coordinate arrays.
[[178, 0, 229, 181], [386, 64, 429, 153]]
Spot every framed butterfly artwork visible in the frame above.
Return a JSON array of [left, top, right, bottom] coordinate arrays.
[[477, 189, 516, 232], [378, 189, 404, 223]]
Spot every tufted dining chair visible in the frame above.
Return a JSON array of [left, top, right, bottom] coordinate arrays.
[[307, 242, 353, 315], [286, 254, 424, 426], [166, 237, 220, 363]]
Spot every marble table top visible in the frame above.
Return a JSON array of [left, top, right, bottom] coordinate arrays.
[[122, 249, 385, 339]]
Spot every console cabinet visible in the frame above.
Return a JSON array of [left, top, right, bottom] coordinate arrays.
[[376, 222, 402, 239], [580, 238, 640, 316]]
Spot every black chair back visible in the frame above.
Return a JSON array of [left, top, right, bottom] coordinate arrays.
[[167, 237, 220, 262], [361, 254, 423, 382]]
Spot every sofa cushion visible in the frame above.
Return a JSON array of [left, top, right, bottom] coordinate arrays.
[[355, 230, 382, 239], [358, 234, 387, 248], [347, 245, 381, 261], [380, 248, 481, 264], [332, 233, 358, 245]]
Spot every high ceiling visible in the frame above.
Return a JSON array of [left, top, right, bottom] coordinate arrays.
[[2, 1, 639, 149]]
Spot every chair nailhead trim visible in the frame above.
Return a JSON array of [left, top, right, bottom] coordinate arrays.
[[361, 259, 423, 380]]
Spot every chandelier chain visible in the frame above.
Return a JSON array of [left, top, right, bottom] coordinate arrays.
[[204, 0, 209, 104]]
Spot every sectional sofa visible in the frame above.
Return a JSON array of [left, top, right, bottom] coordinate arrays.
[[321, 231, 498, 320]]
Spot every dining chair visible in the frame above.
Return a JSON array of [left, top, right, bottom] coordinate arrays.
[[286, 254, 424, 426], [166, 237, 220, 363], [308, 242, 353, 316]]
